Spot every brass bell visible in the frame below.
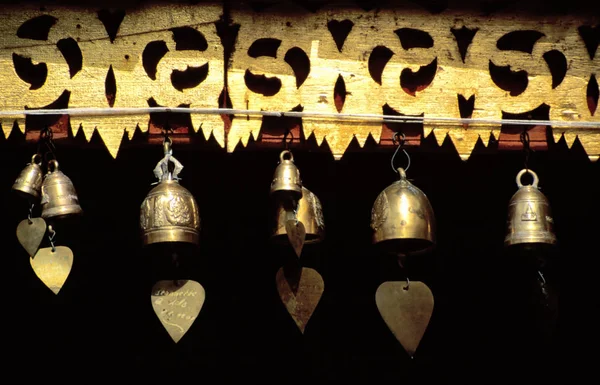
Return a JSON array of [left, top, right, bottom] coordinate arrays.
[[270, 150, 302, 198], [40, 160, 83, 219], [12, 154, 43, 201], [371, 168, 436, 256], [271, 186, 325, 244], [140, 141, 200, 246], [505, 169, 556, 248]]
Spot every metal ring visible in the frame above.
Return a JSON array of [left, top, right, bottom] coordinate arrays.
[[280, 150, 294, 162], [31, 153, 42, 165], [47, 159, 59, 172], [392, 132, 406, 145], [284, 129, 294, 149], [391, 132, 411, 173], [516, 168, 538, 188], [163, 136, 173, 156]]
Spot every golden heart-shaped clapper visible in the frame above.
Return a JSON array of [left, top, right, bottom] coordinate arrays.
[[30, 246, 74, 295], [375, 281, 434, 358], [17, 217, 46, 257], [276, 266, 324, 333]]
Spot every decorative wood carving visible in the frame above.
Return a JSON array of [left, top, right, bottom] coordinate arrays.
[[0, 1, 598, 159]]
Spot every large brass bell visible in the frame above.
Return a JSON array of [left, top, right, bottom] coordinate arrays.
[[271, 186, 325, 244], [140, 140, 200, 246], [40, 160, 83, 219], [12, 154, 44, 201], [505, 169, 556, 248], [371, 167, 436, 256], [270, 150, 302, 199]]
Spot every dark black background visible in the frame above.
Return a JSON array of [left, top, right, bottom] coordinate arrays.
[[1, 0, 600, 383], [0, 126, 598, 385]]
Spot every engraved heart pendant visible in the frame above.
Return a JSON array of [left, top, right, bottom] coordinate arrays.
[[151, 280, 205, 343]]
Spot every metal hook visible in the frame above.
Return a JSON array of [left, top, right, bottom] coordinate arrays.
[[537, 270, 546, 285], [391, 132, 411, 173], [283, 129, 294, 150], [38, 126, 57, 164], [403, 276, 410, 291], [48, 224, 56, 252], [163, 136, 173, 156], [520, 130, 531, 171], [28, 203, 34, 224]]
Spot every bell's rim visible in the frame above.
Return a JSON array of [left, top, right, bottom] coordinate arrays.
[[270, 232, 324, 245], [373, 237, 436, 256], [504, 237, 557, 247], [12, 186, 40, 201], [142, 227, 200, 246], [41, 206, 83, 220]]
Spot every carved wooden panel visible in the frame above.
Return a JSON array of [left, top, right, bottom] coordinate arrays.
[[0, 1, 599, 159], [0, 3, 224, 157], [228, 2, 600, 159]]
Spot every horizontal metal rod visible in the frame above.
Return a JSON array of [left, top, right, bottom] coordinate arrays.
[[0, 106, 595, 129]]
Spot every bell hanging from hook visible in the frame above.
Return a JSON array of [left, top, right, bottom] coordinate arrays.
[[271, 186, 325, 246], [270, 150, 303, 199], [140, 138, 200, 246], [505, 169, 556, 248], [40, 160, 83, 219], [371, 134, 436, 259], [12, 154, 44, 201]]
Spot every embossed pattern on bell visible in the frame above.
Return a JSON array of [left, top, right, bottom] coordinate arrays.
[[40, 162, 83, 219], [505, 187, 556, 247], [371, 168, 436, 255], [505, 169, 556, 247], [271, 187, 325, 244], [140, 180, 200, 245], [12, 158, 43, 201]]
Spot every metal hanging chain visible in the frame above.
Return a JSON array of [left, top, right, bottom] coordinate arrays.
[[520, 130, 532, 172], [283, 129, 294, 151], [48, 225, 56, 252], [37, 126, 57, 164], [391, 132, 411, 173], [27, 203, 34, 224], [292, 198, 299, 225], [537, 270, 549, 299]]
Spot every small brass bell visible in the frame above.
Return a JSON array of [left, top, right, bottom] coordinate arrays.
[[371, 168, 436, 256], [140, 140, 200, 246], [12, 154, 44, 201], [270, 150, 302, 199], [40, 160, 83, 219], [271, 186, 325, 244], [505, 169, 556, 248]]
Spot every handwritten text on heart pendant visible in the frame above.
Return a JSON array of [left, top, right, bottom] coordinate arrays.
[[151, 280, 205, 343]]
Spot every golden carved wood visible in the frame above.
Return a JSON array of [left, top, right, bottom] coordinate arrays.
[[0, 1, 599, 159], [229, 2, 600, 159], [0, 3, 224, 158]]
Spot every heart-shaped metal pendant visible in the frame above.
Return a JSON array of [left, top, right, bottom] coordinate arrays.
[[276, 266, 324, 333], [285, 219, 306, 258], [151, 280, 205, 343], [375, 281, 434, 358], [16, 217, 46, 257], [30, 246, 73, 295]]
